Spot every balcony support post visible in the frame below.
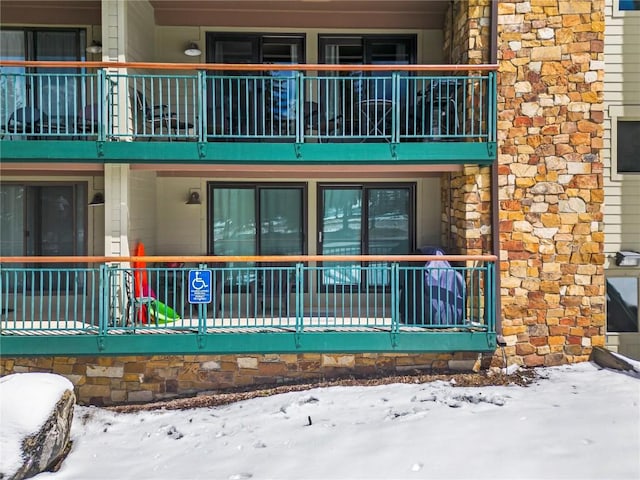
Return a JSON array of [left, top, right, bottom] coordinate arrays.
[[197, 70, 206, 143]]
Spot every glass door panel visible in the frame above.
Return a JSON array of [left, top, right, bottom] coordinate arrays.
[[367, 188, 410, 286], [319, 184, 413, 288], [320, 188, 362, 285], [0, 31, 26, 125], [1, 184, 86, 293], [212, 187, 256, 257], [260, 188, 303, 255], [35, 30, 84, 129]]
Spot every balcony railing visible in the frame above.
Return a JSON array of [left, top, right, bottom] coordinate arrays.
[[0, 255, 497, 355], [0, 61, 497, 145]]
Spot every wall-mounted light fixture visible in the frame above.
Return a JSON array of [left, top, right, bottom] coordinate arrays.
[[86, 41, 102, 54], [186, 189, 201, 205], [615, 251, 640, 267], [89, 192, 105, 206], [184, 42, 202, 57]]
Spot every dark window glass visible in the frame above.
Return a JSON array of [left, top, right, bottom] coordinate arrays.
[[209, 184, 305, 257], [607, 277, 639, 332], [318, 184, 414, 286], [619, 0, 640, 11], [617, 120, 640, 173]]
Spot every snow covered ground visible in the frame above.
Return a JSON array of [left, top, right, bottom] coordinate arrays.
[[2, 359, 639, 480]]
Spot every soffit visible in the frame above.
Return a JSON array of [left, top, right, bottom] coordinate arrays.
[[148, 0, 450, 29], [0, 1, 101, 25]]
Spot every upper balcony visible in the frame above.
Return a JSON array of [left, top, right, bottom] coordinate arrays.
[[0, 62, 496, 165]]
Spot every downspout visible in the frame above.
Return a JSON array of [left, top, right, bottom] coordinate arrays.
[[490, 0, 503, 338]]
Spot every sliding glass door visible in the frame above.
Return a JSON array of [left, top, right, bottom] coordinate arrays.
[[209, 183, 306, 256], [0, 28, 86, 130], [205, 34, 304, 137], [0, 183, 87, 291], [318, 184, 414, 286]]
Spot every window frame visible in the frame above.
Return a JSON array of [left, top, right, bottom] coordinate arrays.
[[614, 0, 640, 16], [206, 181, 308, 257], [316, 182, 416, 290], [205, 32, 306, 65], [610, 105, 640, 180], [316, 182, 416, 255], [317, 34, 417, 65]]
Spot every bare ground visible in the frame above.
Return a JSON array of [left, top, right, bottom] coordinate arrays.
[[107, 368, 538, 413]]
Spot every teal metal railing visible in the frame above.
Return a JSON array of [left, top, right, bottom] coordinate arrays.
[[1, 256, 496, 337], [0, 62, 497, 144]]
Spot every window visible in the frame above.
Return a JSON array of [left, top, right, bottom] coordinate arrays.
[[206, 33, 305, 65], [0, 28, 87, 128], [616, 120, 640, 173], [318, 35, 416, 128], [318, 183, 415, 286], [205, 34, 305, 137], [610, 106, 640, 178], [607, 276, 639, 333], [619, 0, 640, 10], [615, 0, 640, 15], [208, 183, 306, 257], [0, 183, 87, 291]]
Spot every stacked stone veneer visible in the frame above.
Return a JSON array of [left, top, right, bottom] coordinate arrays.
[[497, 0, 606, 366], [442, 0, 493, 255], [1, 353, 483, 406]]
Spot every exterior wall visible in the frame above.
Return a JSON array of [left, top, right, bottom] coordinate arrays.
[[442, 0, 493, 256], [0, 353, 485, 406], [154, 176, 442, 256], [128, 169, 158, 253], [602, 1, 640, 258], [126, 0, 154, 62], [497, 0, 606, 366], [602, 0, 640, 359], [154, 26, 444, 65]]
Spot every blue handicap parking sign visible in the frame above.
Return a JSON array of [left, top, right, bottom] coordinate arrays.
[[188, 269, 212, 304]]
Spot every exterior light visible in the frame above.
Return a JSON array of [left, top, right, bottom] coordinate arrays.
[[86, 41, 102, 54], [186, 190, 201, 205], [184, 42, 202, 57], [89, 192, 104, 206]]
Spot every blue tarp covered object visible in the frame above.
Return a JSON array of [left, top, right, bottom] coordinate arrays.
[[401, 246, 466, 325]]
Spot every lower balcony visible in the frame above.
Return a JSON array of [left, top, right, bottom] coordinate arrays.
[[0, 255, 497, 356], [0, 62, 497, 164]]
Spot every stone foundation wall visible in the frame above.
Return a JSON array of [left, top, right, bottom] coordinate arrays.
[[1, 352, 485, 406]]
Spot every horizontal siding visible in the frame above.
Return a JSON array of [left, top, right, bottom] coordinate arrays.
[[604, 2, 640, 257], [604, 43, 640, 54]]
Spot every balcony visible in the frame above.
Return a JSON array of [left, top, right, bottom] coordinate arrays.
[[0, 255, 497, 356], [0, 61, 497, 165]]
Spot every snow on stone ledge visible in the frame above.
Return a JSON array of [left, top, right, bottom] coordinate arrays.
[[0, 373, 74, 478]]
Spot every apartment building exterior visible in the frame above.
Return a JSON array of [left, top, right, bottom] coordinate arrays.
[[0, 0, 635, 405]]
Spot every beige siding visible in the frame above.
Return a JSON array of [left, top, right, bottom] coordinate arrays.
[[604, 1, 640, 261], [126, 0, 155, 62], [154, 177, 441, 256]]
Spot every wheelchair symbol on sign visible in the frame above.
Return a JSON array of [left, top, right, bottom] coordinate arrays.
[[191, 271, 208, 290]]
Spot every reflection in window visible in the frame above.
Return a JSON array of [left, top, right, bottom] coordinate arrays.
[[616, 120, 640, 173], [210, 184, 305, 257], [319, 184, 413, 286], [619, 0, 640, 11], [607, 277, 639, 332]]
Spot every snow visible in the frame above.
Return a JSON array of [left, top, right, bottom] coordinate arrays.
[[0, 373, 74, 476], [2, 361, 639, 480]]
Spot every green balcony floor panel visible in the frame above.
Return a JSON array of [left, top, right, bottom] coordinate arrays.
[[0, 331, 497, 356], [0, 140, 496, 165]]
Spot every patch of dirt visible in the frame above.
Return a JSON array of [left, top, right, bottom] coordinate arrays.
[[107, 368, 537, 413]]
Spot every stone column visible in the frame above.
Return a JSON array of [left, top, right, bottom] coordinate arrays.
[[442, 0, 494, 256], [497, 0, 606, 366]]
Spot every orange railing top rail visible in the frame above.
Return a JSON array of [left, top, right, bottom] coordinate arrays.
[[0, 254, 498, 264], [0, 60, 498, 73]]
